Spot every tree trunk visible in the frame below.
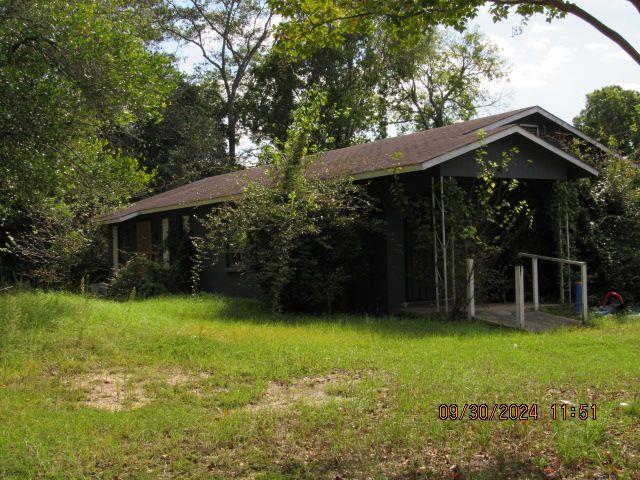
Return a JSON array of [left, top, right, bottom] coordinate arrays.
[[227, 111, 236, 161]]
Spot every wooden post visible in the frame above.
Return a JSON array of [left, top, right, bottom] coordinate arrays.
[[515, 265, 525, 329], [580, 263, 588, 324], [112, 226, 119, 270], [466, 259, 475, 319], [532, 257, 539, 311], [162, 218, 170, 268]]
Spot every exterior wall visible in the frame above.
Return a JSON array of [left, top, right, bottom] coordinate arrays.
[[107, 205, 259, 298]]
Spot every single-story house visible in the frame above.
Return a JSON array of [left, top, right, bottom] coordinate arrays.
[[99, 106, 605, 313]]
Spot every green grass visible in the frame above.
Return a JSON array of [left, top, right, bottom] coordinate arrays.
[[1, 291, 639, 479]]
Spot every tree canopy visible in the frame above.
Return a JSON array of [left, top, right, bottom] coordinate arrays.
[[0, 0, 176, 217], [573, 85, 640, 159], [271, 0, 640, 67]]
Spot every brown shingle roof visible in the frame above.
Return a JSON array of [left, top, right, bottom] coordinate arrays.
[[100, 107, 534, 223]]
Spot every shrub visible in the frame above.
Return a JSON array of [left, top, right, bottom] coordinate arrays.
[[107, 255, 169, 299], [195, 91, 377, 313]]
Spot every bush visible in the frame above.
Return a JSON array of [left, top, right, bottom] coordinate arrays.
[[195, 91, 377, 313], [107, 255, 169, 299]]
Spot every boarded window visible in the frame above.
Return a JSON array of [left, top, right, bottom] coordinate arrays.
[[136, 220, 152, 257]]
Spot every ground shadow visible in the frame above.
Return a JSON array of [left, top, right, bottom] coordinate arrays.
[[176, 293, 523, 340]]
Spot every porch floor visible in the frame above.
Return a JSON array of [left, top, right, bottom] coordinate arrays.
[[396, 303, 582, 332]]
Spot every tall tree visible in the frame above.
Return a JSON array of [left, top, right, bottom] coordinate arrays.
[[0, 0, 175, 284], [389, 28, 508, 131], [109, 79, 231, 193], [573, 85, 640, 159], [155, 0, 273, 161], [243, 29, 397, 150], [271, 0, 640, 68], [0, 0, 175, 216]]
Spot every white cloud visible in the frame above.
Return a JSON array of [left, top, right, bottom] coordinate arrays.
[[585, 42, 607, 51], [511, 46, 572, 88], [525, 37, 551, 51], [530, 22, 559, 33], [620, 83, 640, 91], [605, 50, 629, 61]]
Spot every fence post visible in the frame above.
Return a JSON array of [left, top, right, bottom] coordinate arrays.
[[515, 265, 525, 329], [580, 263, 588, 324], [466, 259, 475, 319], [532, 257, 539, 311]]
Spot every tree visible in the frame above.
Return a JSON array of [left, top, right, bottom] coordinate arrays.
[[155, 0, 273, 161], [243, 28, 399, 150], [244, 23, 506, 150], [0, 0, 175, 285], [573, 85, 640, 159], [271, 0, 640, 68], [109, 79, 232, 193], [389, 28, 508, 131], [0, 0, 174, 213]]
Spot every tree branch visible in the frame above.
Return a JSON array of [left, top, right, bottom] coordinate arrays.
[[492, 0, 640, 66]]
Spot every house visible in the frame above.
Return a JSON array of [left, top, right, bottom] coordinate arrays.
[[99, 106, 604, 313]]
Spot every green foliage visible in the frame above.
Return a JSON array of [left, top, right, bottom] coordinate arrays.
[[0, 0, 175, 213], [109, 80, 232, 193], [107, 255, 169, 300], [245, 23, 507, 151], [154, 0, 274, 160], [270, 0, 560, 58], [581, 156, 640, 302], [389, 27, 508, 130], [573, 86, 640, 159], [0, 0, 176, 284], [244, 26, 406, 148], [197, 91, 377, 312]]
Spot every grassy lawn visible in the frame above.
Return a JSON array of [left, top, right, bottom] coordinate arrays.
[[1, 291, 639, 479]]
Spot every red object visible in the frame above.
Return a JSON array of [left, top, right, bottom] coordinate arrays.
[[601, 291, 624, 306]]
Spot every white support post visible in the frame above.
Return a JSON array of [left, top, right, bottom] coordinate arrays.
[[532, 257, 539, 311], [515, 265, 525, 329], [112, 226, 119, 270], [466, 259, 475, 320], [580, 263, 588, 324], [162, 218, 170, 268], [182, 215, 190, 233]]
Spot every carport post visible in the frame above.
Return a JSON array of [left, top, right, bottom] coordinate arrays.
[[515, 265, 525, 329], [532, 257, 539, 311], [466, 259, 475, 320], [580, 263, 588, 324]]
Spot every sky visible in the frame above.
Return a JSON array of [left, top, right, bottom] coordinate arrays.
[[471, 0, 640, 123], [169, 0, 640, 126]]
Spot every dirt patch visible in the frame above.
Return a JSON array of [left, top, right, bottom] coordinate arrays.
[[67, 371, 149, 412], [165, 370, 211, 386], [248, 372, 363, 412], [66, 369, 213, 411]]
